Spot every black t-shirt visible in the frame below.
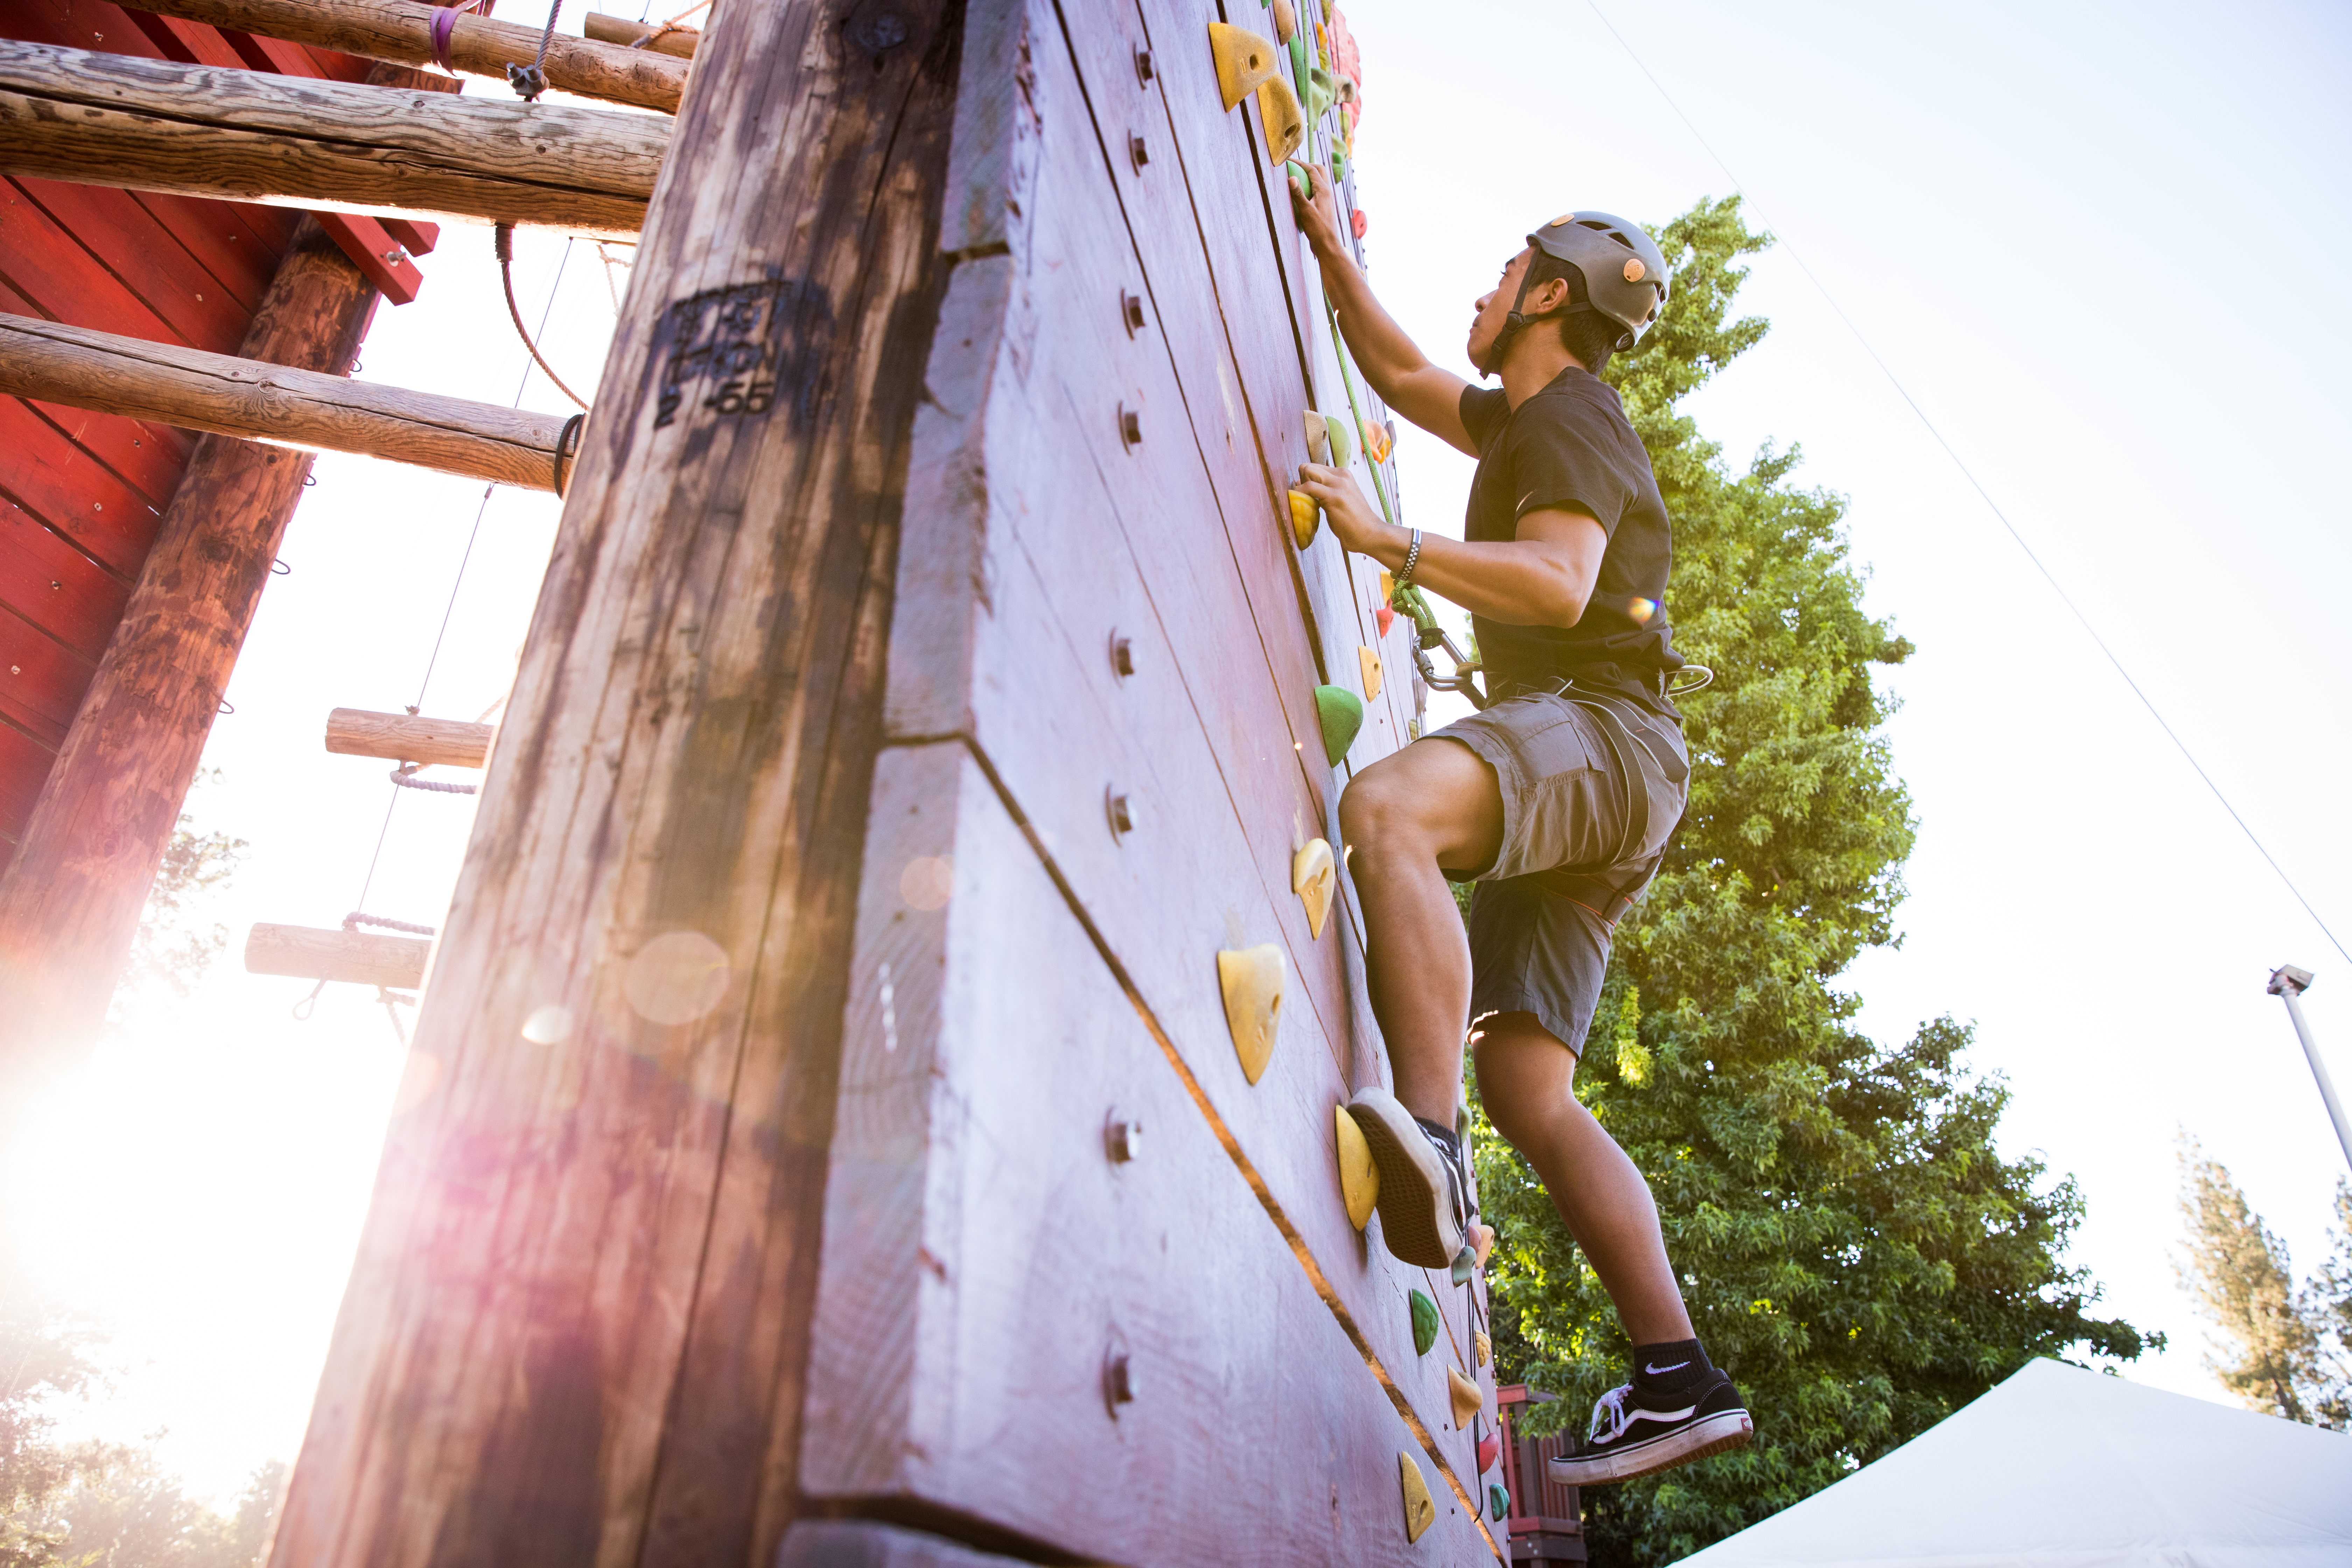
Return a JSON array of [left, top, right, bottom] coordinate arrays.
[[1457, 367, 1682, 714]]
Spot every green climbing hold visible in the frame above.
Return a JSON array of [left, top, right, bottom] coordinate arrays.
[[1288, 32, 1309, 90], [1331, 148, 1348, 187], [1409, 1287, 1438, 1355], [1302, 63, 1336, 124], [1314, 684, 1363, 766], [1490, 1482, 1509, 1521], [1287, 159, 1311, 203]]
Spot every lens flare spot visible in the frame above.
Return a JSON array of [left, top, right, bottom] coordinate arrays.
[[521, 1003, 573, 1044], [899, 855, 954, 911], [624, 931, 731, 1025], [391, 1048, 442, 1114], [1626, 596, 1658, 625]]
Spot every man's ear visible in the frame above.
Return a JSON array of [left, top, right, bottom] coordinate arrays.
[[1532, 276, 1574, 315]]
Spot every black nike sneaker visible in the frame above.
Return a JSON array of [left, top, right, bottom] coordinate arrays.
[[1544, 1371, 1753, 1486], [1345, 1087, 1467, 1270]]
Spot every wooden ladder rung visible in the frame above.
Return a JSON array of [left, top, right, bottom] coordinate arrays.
[[326, 708, 494, 768]]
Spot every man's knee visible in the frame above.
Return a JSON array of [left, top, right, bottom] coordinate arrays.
[[1338, 763, 1423, 853], [1472, 1013, 1578, 1144]]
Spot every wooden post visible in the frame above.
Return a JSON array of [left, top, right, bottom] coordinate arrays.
[[116, 0, 692, 113], [0, 313, 578, 491], [245, 923, 431, 988], [325, 709, 495, 768], [0, 216, 377, 1097], [583, 11, 699, 57], [0, 39, 663, 235], [265, 2, 964, 1564]]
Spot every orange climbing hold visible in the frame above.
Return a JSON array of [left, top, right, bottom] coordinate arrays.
[[1334, 1102, 1379, 1229], [1288, 489, 1320, 550], [1258, 75, 1306, 165], [1475, 1329, 1492, 1368], [1292, 838, 1336, 939], [1217, 944, 1285, 1085], [1398, 1452, 1437, 1543], [1449, 1366, 1484, 1427], [1207, 22, 1279, 112], [1468, 1219, 1496, 1267]]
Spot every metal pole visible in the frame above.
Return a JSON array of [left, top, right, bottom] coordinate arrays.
[[2268, 965, 2352, 1174]]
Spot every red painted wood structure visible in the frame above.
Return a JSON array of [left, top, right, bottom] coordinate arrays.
[[1496, 1384, 1591, 1563], [0, 0, 1534, 1560], [0, 0, 438, 854]]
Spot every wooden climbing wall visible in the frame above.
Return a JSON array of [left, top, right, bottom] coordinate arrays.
[[269, 1, 1502, 1563], [807, 0, 1498, 1559]]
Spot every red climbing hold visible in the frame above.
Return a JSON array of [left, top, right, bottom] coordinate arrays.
[[1376, 605, 1395, 638], [1351, 209, 1369, 239]]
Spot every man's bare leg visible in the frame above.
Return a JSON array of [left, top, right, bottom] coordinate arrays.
[[1338, 737, 1502, 1127], [1340, 737, 1691, 1340], [1473, 1015, 1693, 1344]]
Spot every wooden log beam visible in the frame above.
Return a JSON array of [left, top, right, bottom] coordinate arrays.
[[267, 0, 965, 1561], [0, 39, 664, 236], [245, 923, 431, 989], [0, 313, 579, 492], [117, 0, 691, 114], [326, 708, 494, 768], [0, 218, 379, 1087], [584, 11, 699, 59]]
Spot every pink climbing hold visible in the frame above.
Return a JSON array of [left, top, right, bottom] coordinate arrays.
[[1352, 209, 1369, 239], [1328, 5, 1363, 113]]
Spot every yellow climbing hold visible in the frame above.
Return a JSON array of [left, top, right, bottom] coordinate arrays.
[[1217, 944, 1285, 1085], [1293, 838, 1336, 939], [1207, 22, 1279, 112], [1334, 1101, 1378, 1228], [1398, 1452, 1436, 1543], [1379, 568, 1395, 601], [1475, 1329, 1492, 1368], [1288, 490, 1321, 550], [1468, 1220, 1496, 1267], [1359, 646, 1384, 702], [1257, 75, 1305, 165], [1449, 1366, 1483, 1427]]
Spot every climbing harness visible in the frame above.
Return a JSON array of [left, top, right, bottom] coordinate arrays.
[[495, 224, 591, 411]]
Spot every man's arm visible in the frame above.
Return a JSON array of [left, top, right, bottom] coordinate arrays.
[[1294, 167, 1478, 457], [1294, 463, 1605, 628]]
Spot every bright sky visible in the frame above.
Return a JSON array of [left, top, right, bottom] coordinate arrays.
[[9, 0, 2350, 1506]]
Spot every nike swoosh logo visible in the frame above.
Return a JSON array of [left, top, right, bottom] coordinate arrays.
[[1643, 1361, 1690, 1376]]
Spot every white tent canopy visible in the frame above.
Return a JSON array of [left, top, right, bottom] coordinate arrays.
[[1679, 1358, 2352, 1568]]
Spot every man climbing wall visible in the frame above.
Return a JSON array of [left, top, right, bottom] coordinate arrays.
[[1289, 172, 1756, 1488]]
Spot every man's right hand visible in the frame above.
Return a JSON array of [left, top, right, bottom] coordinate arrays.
[[1291, 163, 1347, 260]]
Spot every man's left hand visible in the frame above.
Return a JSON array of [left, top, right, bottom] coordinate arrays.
[[1295, 462, 1389, 559]]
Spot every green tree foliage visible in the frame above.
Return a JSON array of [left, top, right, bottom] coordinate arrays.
[[1473, 197, 2151, 1564], [2174, 1137, 2350, 1428], [2, 1294, 282, 1568], [107, 771, 245, 1036]]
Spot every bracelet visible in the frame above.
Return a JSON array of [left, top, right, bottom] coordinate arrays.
[[1396, 528, 1423, 590]]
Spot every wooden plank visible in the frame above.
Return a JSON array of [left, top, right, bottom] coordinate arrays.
[[244, 922, 430, 987], [0, 498, 133, 658], [876, 23, 1492, 1508], [0, 396, 169, 573], [264, 4, 965, 1564], [0, 176, 192, 349], [5, 396, 192, 519], [6, 175, 256, 353], [804, 740, 1497, 1564], [0, 39, 665, 237], [325, 707, 492, 768], [118, 0, 693, 113], [0, 214, 374, 1067], [0, 602, 93, 745], [0, 313, 576, 492], [0, 716, 54, 842]]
